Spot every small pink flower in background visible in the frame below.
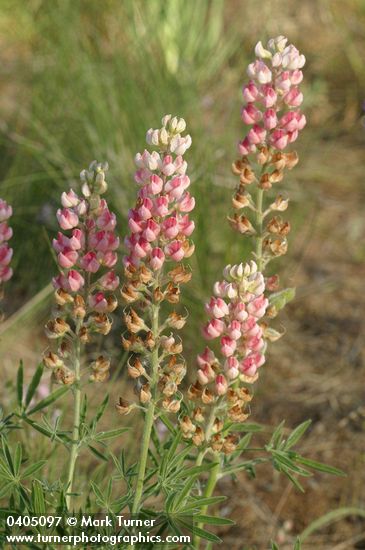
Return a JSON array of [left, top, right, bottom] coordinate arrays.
[[239, 36, 306, 154], [0, 199, 13, 287]]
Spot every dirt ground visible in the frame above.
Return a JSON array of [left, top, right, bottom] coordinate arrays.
[[211, 133, 365, 549]]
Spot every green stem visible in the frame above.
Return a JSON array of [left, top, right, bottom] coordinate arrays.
[[65, 334, 81, 510], [194, 461, 220, 550], [131, 300, 160, 515]]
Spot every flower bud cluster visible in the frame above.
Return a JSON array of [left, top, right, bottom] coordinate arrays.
[[0, 199, 13, 293], [239, 36, 306, 155], [44, 161, 119, 384], [119, 116, 194, 415], [181, 261, 268, 453]]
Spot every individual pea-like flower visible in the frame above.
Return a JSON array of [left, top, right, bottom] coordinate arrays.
[[44, 161, 119, 384], [119, 115, 194, 414], [181, 261, 268, 453], [0, 199, 13, 317]]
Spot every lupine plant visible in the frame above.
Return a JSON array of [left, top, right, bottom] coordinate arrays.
[[0, 37, 345, 549], [44, 161, 122, 509]]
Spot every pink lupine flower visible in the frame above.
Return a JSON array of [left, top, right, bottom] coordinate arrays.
[[61, 189, 79, 208], [215, 374, 228, 396], [0, 222, 13, 243], [247, 295, 269, 318], [263, 109, 278, 130], [96, 203, 117, 231], [242, 80, 259, 103], [238, 36, 306, 155], [0, 244, 13, 266], [203, 318, 225, 339], [150, 247, 165, 270], [221, 336, 237, 357], [58, 248, 78, 268], [197, 363, 215, 385], [98, 271, 119, 291], [0, 199, 13, 288], [205, 297, 229, 319], [197, 346, 216, 367], [0, 199, 12, 222], [88, 292, 108, 312], [164, 241, 184, 262], [57, 208, 79, 230], [80, 251, 100, 273]]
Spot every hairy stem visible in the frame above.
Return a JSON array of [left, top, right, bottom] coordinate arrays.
[[131, 298, 160, 514], [65, 331, 81, 510], [194, 461, 220, 550]]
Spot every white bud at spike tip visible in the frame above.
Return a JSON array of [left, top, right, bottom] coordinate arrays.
[[254, 41, 272, 59]]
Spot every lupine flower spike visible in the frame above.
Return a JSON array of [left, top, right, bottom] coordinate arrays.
[[120, 115, 194, 514], [0, 199, 13, 320], [182, 261, 267, 453], [230, 35, 305, 273], [44, 161, 119, 384], [44, 161, 119, 508]]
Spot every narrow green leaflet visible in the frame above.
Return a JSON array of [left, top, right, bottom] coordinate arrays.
[[295, 456, 346, 477], [17, 361, 24, 408], [26, 386, 70, 415], [194, 515, 234, 526], [22, 460, 47, 479], [31, 481, 46, 515], [94, 427, 129, 441], [284, 420, 312, 450], [25, 363, 44, 407], [178, 519, 221, 544]]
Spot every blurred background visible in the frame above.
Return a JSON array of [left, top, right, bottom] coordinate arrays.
[[0, 0, 365, 548]]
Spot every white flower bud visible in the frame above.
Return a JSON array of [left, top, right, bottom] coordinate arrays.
[[255, 41, 272, 59], [176, 118, 186, 133]]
